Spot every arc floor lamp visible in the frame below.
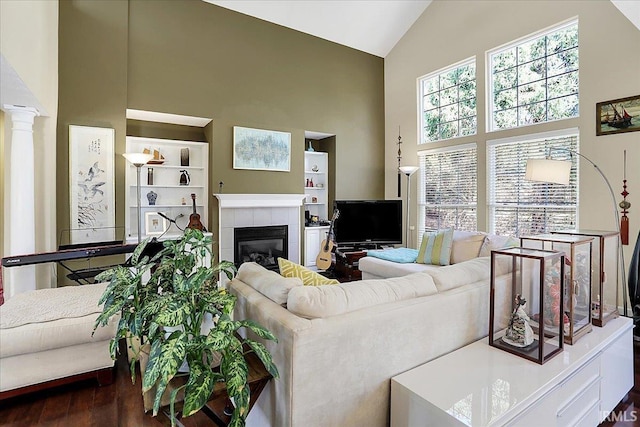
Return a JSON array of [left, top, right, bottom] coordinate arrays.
[[400, 166, 420, 248], [525, 148, 630, 317]]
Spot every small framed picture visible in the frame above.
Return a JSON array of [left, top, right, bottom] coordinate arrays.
[[596, 94, 640, 136], [145, 212, 168, 235]]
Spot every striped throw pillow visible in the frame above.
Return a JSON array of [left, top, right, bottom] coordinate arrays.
[[278, 258, 340, 286], [417, 228, 455, 266]]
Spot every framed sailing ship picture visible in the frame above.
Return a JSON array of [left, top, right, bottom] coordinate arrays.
[[596, 94, 640, 136]]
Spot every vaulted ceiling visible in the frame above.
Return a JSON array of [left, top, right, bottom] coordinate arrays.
[[206, 0, 639, 58]]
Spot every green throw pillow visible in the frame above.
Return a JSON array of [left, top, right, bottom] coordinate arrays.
[[277, 258, 339, 286], [417, 228, 455, 266]]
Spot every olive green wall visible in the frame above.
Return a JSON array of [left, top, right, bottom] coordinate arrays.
[[57, 0, 129, 285], [58, 0, 385, 260]]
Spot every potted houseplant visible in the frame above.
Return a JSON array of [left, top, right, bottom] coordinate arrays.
[[93, 228, 278, 427]]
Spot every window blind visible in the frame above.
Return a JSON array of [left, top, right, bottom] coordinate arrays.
[[418, 144, 477, 240], [488, 131, 578, 236]]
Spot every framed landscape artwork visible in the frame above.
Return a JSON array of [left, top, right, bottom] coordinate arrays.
[[596, 94, 640, 136], [69, 125, 115, 244], [233, 126, 291, 172]]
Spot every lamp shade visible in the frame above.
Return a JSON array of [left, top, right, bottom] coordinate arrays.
[[525, 159, 571, 185], [399, 165, 419, 176], [123, 152, 154, 166]]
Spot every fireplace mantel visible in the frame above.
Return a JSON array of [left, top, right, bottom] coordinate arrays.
[[214, 194, 306, 208], [215, 194, 304, 274]]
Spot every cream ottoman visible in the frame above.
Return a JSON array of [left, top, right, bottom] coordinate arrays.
[[0, 283, 118, 399]]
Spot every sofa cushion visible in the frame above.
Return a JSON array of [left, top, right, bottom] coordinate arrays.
[[359, 256, 442, 279], [417, 228, 454, 266], [366, 248, 418, 263], [0, 283, 118, 358], [237, 262, 303, 305], [427, 257, 491, 292], [278, 258, 339, 286], [286, 272, 438, 319], [479, 234, 520, 257], [451, 231, 487, 264]]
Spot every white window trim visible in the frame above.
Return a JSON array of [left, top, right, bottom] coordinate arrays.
[[418, 143, 478, 236], [417, 56, 477, 144], [485, 17, 579, 133], [486, 127, 580, 235]]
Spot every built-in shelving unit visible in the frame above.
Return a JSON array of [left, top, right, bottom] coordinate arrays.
[[304, 151, 328, 221], [304, 150, 329, 269], [125, 136, 209, 241]]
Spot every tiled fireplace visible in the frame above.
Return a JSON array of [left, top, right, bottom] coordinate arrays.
[[215, 194, 306, 271], [234, 225, 288, 271]]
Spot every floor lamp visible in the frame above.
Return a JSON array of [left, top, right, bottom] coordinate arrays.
[[525, 149, 629, 317], [399, 166, 419, 248], [123, 152, 154, 243]]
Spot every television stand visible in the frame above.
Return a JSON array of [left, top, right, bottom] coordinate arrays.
[[334, 248, 369, 282]]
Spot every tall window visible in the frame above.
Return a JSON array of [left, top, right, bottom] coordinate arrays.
[[488, 130, 578, 237], [488, 19, 579, 131], [419, 58, 476, 143], [418, 144, 477, 236]]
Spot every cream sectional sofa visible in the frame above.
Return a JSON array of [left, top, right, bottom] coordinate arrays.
[[229, 256, 512, 427], [0, 283, 118, 398], [360, 230, 518, 280]]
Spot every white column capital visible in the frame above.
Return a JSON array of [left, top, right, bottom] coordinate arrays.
[[3, 104, 39, 125]]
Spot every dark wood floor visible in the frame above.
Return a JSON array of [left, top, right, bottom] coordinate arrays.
[[0, 341, 213, 427], [1, 339, 639, 426]]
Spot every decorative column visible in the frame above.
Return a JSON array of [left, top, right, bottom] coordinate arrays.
[[4, 105, 39, 299]]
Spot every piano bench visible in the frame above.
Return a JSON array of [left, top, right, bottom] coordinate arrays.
[[0, 283, 118, 399]]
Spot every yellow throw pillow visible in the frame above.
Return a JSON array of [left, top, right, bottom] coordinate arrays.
[[417, 228, 454, 266], [278, 258, 339, 286]]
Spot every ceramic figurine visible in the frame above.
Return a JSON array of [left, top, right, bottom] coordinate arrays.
[[504, 295, 534, 348]]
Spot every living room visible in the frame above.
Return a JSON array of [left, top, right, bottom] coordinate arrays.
[[1, 0, 639, 426]]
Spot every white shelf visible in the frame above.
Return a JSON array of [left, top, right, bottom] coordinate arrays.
[[142, 165, 204, 170], [125, 136, 209, 241], [134, 185, 205, 189], [132, 204, 205, 209], [303, 150, 329, 267]]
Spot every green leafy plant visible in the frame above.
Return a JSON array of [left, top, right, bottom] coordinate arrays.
[[93, 228, 278, 426]]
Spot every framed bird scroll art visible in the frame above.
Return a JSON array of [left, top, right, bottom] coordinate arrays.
[[69, 125, 116, 244]]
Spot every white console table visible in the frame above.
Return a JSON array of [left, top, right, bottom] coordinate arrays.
[[391, 316, 633, 427]]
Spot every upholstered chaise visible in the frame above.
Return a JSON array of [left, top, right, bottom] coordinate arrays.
[[0, 283, 118, 399]]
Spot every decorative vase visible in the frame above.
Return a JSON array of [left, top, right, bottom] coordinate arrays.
[[179, 170, 190, 186], [180, 148, 190, 167], [307, 141, 314, 152], [146, 191, 157, 206]]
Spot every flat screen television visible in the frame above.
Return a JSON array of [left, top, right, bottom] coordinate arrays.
[[333, 200, 402, 248]]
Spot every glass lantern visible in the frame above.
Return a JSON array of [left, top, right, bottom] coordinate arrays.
[[552, 230, 619, 327], [489, 247, 564, 365], [520, 234, 593, 344]]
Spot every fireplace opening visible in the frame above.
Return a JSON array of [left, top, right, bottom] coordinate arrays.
[[234, 225, 288, 271]]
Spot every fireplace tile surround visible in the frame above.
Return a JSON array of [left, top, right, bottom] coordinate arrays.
[[214, 194, 306, 269]]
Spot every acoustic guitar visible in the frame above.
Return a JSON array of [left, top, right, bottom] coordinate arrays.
[[316, 209, 340, 270], [187, 193, 204, 231]]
